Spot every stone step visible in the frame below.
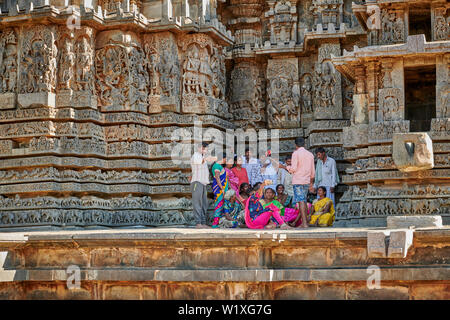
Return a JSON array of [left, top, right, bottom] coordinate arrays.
[[1, 228, 449, 270]]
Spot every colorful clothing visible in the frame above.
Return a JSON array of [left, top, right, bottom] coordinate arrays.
[[287, 147, 315, 185], [261, 199, 301, 226], [293, 184, 309, 203], [310, 197, 335, 227], [219, 199, 245, 228], [242, 156, 263, 186], [276, 194, 293, 208], [225, 167, 240, 198], [231, 166, 249, 187], [211, 163, 228, 228], [244, 195, 285, 229], [277, 167, 293, 197]]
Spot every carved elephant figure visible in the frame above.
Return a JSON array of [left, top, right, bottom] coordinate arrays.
[[16, 212, 28, 224], [29, 211, 41, 223], [1, 212, 14, 224]]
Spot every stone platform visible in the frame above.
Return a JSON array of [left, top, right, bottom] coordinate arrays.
[[0, 227, 449, 300]]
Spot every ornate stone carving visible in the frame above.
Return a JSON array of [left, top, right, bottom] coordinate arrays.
[[229, 61, 265, 127], [266, 0, 298, 45], [0, 29, 18, 94], [301, 74, 313, 114], [378, 88, 403, 121], [313, 44, 342, 119], [95, 30, 148, 113], [144, 32, 180, 113], [368, 120, 409, 143], [266, 58, 300, 128], [380, 8, 405, 45], [433, 7, 449, 41], [20, 26, 57, 94], [310, 0, 343, 29], [179, 34, 228, 115]]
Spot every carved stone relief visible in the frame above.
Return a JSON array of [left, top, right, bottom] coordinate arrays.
[[266, 0, 298, 45], [228, 61, 265, 127], [266, 58, 300, 128], [313, 44, 342, 119], [95, 30, 148, 113], [144, 32, 180, 113], [18, 25, 58, 108], [179, 34, 228, 116], [433, 7, 449, 41], [380, 8, 405, 45], [0, 28, 18, 109]]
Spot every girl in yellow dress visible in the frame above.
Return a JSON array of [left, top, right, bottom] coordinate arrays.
[[309, 186, 335, 227]]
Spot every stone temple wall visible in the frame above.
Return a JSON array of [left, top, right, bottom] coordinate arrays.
[[0, 0, 447, 228]]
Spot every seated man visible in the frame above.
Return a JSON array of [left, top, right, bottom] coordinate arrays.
[[309, 186, 335, 227]]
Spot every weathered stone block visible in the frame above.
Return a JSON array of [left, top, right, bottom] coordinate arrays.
[[387, 230, 414, 258], [387, 216, 443, 228], [104, 285, 140, 300], [351, 94, 368, 124], [18, 92, 56, 108], [346, 284, 410, 300], [0, 93, 16, 109], [141, 248, 184, 268], [411, 284, 450, 300], [272, 283, 318, 300], [392, 133, 434, 172], [367, 231, 388, 258]]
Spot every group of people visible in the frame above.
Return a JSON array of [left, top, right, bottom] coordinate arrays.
[[190, 137, 339, 230]]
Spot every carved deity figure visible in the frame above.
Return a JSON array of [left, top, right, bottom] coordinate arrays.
[[198, 48, 213, 96], [301, 75, 313, 113], [381, 10, 404, 44], [128, 46, 149, 108], [1, 43, 17, 93], [58, 39, 75, 90], [75, 37, 94, 91], [434, 8, 449, 40], [182, 45, 201, 95], [96, 45, 127, 107], [313, 62, 336, 108]]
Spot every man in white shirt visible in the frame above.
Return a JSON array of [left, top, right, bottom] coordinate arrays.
[[314, 147, 339, 206], [190, 142, 216, 228], [241, 148, 263, 187], [277, 155, 293, 196]]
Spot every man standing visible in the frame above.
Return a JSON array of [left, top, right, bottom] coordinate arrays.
[[241, 148, 263, 187], [286, 137, 315, 228], [190, 142, 216, 229], [314, 147, 339, 206], [277, 155, 293, 196]]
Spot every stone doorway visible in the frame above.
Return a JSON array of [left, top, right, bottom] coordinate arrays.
[[404, 65, 436, 132], [408, 3, 432, 42]]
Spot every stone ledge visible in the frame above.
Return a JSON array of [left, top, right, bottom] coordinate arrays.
[[1, 267, 449, 283]]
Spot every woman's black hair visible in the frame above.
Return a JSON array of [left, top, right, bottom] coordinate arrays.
[[239, 182, 250, 194], [276, 184, 284, 191], [318, 186, 327, 194], [252, 182, 262, 191]]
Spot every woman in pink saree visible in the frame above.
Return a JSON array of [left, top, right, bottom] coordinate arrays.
[[225, 157, 240, 199], [244, 181, 293, 229]]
